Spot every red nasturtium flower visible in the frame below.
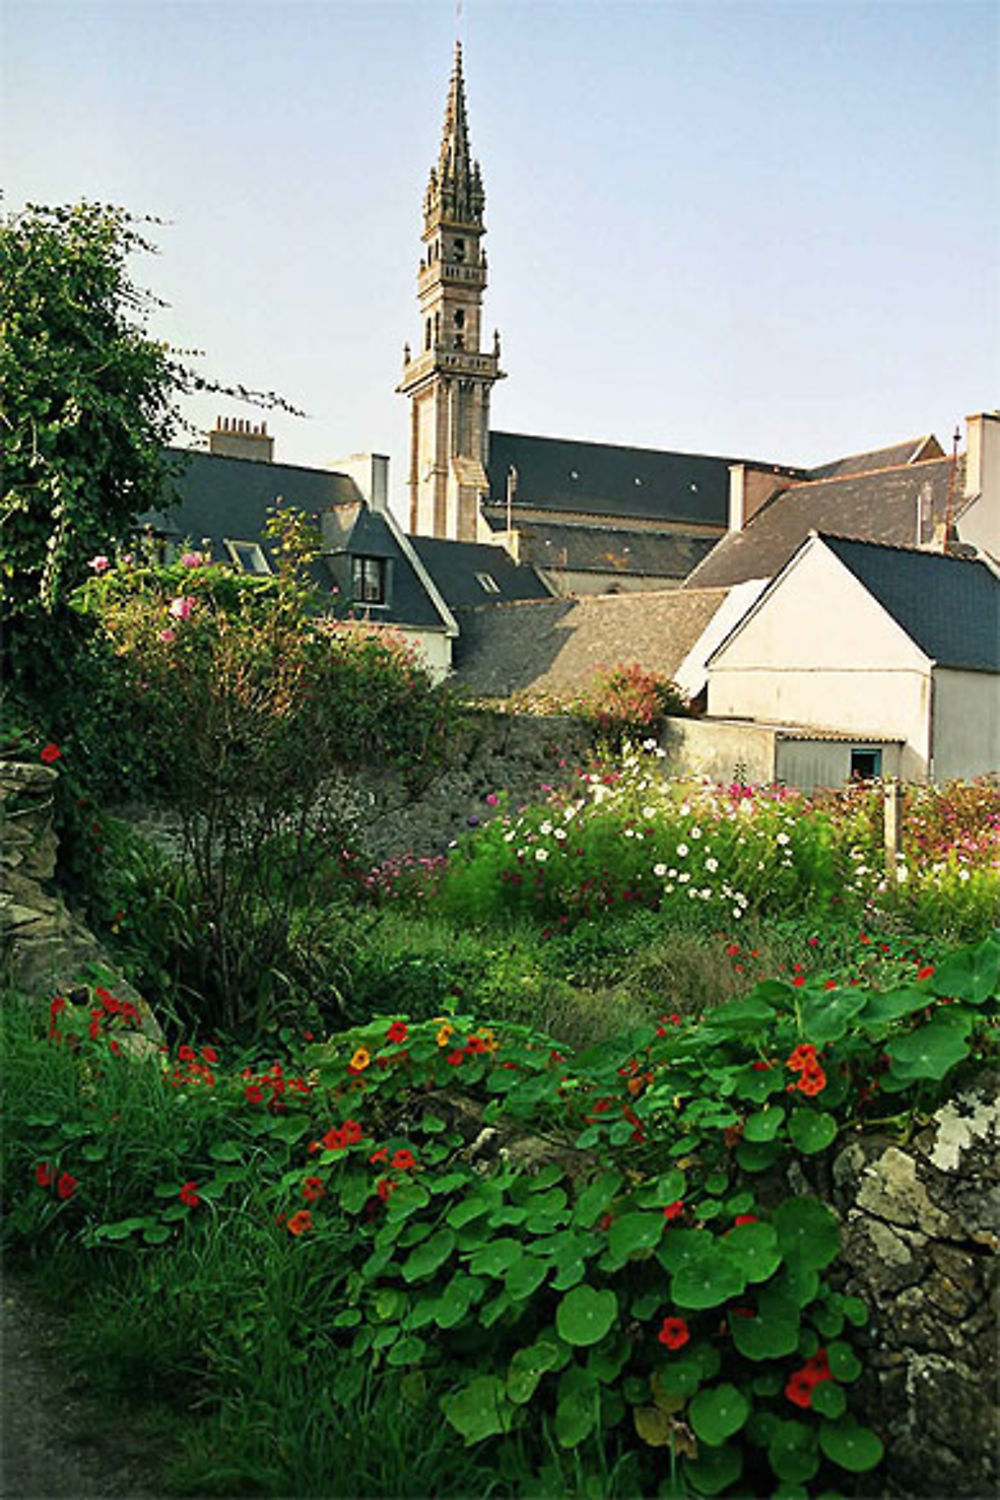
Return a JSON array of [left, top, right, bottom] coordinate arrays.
[[178, 1045, 196, 1062], [375, 1177, 398, 1202], [658, 1317, 690, 1351], [445, 1050, 465, 1067], [385, 1021, 409, 1045], [302, 1177, 325, 1204], [917, 965, 935, 980], [40, 744, 61, 764], [342, 1119, 363, 1145], [179, 1181, 200, 1207], [391, 1149, 416, 1171], [244, 1084, 264, 1104], [785, 1371, 815, 1408], [734, 1214, 759, 1226], [662, 1200, 685, 1222], [369, 1148, 389, 1165], [322, 1126, 348, 1151], [201, 1046, 219, 1064], [56, 1172, 78, 1200], [287, 1209, 313, 1236], [35, 1161, 54, 1188]]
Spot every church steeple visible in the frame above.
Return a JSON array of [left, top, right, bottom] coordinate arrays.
[[424, 43, 485, 231], [398, 42, 503, 542]]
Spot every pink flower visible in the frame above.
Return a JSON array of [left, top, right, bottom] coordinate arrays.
[[485, 793, 499, 806], [158, 628, 176, 644], [179, 552, 205, 568], [169, 596, 195, 620], [88, 555, 110, 573]]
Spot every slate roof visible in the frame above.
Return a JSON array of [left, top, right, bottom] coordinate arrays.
[[407, 535, 551, 609], [452, 588, 729, 698], [809, 435, 940, 480], [486, 431, 746, 528], [146, 447, 448, 631], [819, 534, 1000, 673], [484, 519, 718, 580], [685, 456, 962, 591]]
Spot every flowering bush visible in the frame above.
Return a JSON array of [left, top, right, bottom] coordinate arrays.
[[3, 938, 997, 1496]]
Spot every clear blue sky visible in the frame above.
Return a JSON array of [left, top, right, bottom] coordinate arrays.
[[4, 0, 998, 520]]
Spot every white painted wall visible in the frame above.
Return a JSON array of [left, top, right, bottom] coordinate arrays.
[[707, 540, 933, 779], [931, 667, 1000, 780], [661, 717, 777, 784], [398, 627, 452, 683], [960, 413, 1000, 562]]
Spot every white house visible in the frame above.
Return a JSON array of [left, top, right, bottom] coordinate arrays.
[[703, 533, 1000, 787]]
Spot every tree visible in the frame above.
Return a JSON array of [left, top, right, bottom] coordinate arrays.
[[0, 203, 185, 637]]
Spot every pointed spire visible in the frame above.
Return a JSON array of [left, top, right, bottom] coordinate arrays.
[[424, 41, 485, 229]]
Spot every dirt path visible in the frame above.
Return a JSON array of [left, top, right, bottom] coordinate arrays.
[[1, 1271, 166, 1499]]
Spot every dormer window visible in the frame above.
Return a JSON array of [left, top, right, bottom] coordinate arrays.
[[352, 555, 387, 605], [224, 539, 271, 574]]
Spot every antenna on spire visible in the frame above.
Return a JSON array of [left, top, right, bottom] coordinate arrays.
[[456, 0, 463, 41]]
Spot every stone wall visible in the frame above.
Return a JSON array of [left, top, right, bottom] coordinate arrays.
[[831, 1074, 998, 1498]]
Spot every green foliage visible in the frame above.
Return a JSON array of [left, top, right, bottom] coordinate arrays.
[[572, 663, 690, 746], [3, 936, 995, 1496]]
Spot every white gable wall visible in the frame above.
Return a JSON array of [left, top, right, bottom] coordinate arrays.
[[707, 541, 933, 779], [932, 668, 1000, 780]]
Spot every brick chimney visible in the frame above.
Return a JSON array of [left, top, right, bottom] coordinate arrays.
[[208, 416, 274, 463]]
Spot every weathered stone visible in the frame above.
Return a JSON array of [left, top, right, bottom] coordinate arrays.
[[854, 1144, 955, 1234]]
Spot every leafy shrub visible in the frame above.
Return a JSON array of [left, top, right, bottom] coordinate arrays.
[[572, 662, 689, 746]]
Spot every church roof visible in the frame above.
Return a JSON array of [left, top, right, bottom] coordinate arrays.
[[818, 534, 1000, 673], [809, 434, 942, 480], [486, 431, 741, 528], [407, 535, 551, 608], [492, 519, 718, 580], [685, 455, 961, 590], [452, 588, 729, 699]]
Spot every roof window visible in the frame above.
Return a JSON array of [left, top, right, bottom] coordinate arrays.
[[224, 540, 271, 575], [476, 572, 501, 594]]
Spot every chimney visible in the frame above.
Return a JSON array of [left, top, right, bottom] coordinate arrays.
[[208, 416, 275, 463], [728, 463, 800, 532], [328, 454, 391, 513], [964, 411, 1000, 498]]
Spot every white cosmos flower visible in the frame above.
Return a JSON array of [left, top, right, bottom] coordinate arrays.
[[706, 857, 718, 872], [677, 844, 689, 858], [690, 826, 702, 839], [536, 848, 549, 862], [776, 832, 790, 846], [653, 863, 667, 877], [668, 868, 677, 878], [678, 871, 690, 884], [554, 827, 567, 840], [642, 806, 656, 819], [540, 821, 553, 835], [664, 883, 675, 894]]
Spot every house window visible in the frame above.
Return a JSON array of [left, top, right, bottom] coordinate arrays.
[[850, 748, 882, 781], [352, 555, 387, 604], [224, 539, 271, 574], [475, 572, 500, 594]]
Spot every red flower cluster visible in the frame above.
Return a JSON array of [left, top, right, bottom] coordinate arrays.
[[385, 1021, 409, 1045], [40, 743, 61, 764], [287, 1209, 313, 1236], [785, 1042, 827, 1096], [179, 1181, 200, 1207], [321, 1119, 363, 1152], [784, 1348, 832, 1408], [302, 1176, 325, 1204], [34, 1162, 77, 1200], [242, 1060, 311, 1111], [657, 1316, 690, 1350]]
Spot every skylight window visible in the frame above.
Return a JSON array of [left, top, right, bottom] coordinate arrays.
[[224, 540, 271, 574], [476, 572, 501, 594]]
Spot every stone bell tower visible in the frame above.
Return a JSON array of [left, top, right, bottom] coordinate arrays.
[[397, 42, 504, 541]]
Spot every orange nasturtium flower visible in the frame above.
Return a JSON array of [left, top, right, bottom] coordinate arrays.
[[436, 1023, 455, 1048], [349, 1047, 371, 1073], [287, 1209, 313, 1236]]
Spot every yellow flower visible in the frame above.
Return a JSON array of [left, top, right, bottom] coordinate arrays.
[[350, 1047, 371, 1072], [436, 1023, 454, 1048], [480, 1028, 499, 1053]]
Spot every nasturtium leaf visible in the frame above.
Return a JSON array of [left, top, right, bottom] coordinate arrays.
[[731, 1292, 800, 1361], [736, 1140, 783, 1173], [658, 1227, 705, 1275], [683, 1442, 743, 1495], [886, 1014, 972, 1082], [551, 1259, 585, 1291], [554, 1380, 599, 1448], [725, 1221, 782, 1282], [208, 1139, 243, 1162], [420, 1113, 447, 1133], [858, 987, 932, 1029], [401, 1227, 456, 1283], [812, 1303, 844, 1339], [745, 1408, 779, 1446], [489, 1205, 527, 1228], [631, 1288, 666, 1320], [507, 1339, 560, 1404], [788, 1110, 838, 1155], [141, 1224, 171, 1245], [361, 1245, 395, 1281], [573, 1169, 624, 1227], [372, 1326, 399, 1350], [768, 1419, 819, 1484], [635, 1405, 673, 1446], [555, 1285, 617, 1347], [505, 1255, 548, 1301], [773, 1196, 840, 1271], [798, 986, 868, 1043], [530, 1164, 565, 1192], [442, 1376, 515, 1444], [432, 1171, 472, 1195], [819, 1416, 884, 1472], [608, 1212, 664, 1261], [704, 992, 780, 1030], [929, 935, 1000, 1006], [469, 1237, 524, 1277], [810, 1381, 847, 1419], [95, 1218, 145, 1241], [385, 1180, 431, 1221], [842, 1295, 868, 1327], [397, 1219, 433, 1249], [479, 1290, 511, 1328], [672, 1242, 746, 1309], [434, 1272, 483, 1329], [350, 1326, 373, 1356], [447, 1190, 499, 1229], [826, 1340, 862, 1382], [773, 1262, 820, 1309], [270, 1114, 312, 1144], [374, 1287, 407, 1322], [386, 1334, 427, 1366], [331, 1308, 361, 1329], [637, 1169, 687, 1209], [586, 1333, 630, 1385], [689, 1383, 750, 1446], [743, 1107, 786, 1142]]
